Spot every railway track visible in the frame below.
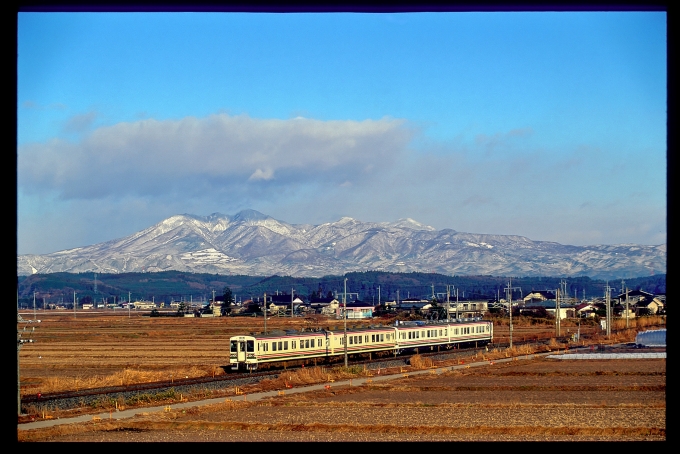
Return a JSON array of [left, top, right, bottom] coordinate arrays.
[[20, 342, 489, 413], [18, 328, 642, 414]]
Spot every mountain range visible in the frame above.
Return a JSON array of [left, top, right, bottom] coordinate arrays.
[[17, 209, 666, 280]]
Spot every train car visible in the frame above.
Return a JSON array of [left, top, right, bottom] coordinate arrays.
[[229, 318, 492, 371]]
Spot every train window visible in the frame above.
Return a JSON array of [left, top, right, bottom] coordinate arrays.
[[292, 341, 296, 349], [365, 335, 368, 343], [318, 339, 322, 347], [278, 341, 283, 350], [284, 341, 288, 350], [371, 334, 375, 342], [230, 341, 238, 352], [349, 337, 353, 345], [380, 334, 384, 342], [272, 342, 277, 351], [358, 336, 362, 344], [247, 340, 254, 352]]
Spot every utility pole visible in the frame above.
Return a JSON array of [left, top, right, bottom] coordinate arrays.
[[504, 279, 521, 349], [291, 288, 295, 318], [343, 278, 348, 367], [128, 291, 131, 319], [605, 283, 612, 337], [555, 288, 561, 337], [264, 292, 267, 334], [625, 287, 630, 329], [33, 292, 36, 320], [456, 288, 459, 320], [73, 291, 76, 319], [446, 285, 451, 323]]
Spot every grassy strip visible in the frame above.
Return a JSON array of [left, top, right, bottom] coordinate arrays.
[[18, 420, 665, 441]]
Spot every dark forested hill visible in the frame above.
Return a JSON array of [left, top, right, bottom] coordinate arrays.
[[17, 271, 666, 308]]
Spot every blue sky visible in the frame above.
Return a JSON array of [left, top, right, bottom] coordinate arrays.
[[17, 12, 666, 255]]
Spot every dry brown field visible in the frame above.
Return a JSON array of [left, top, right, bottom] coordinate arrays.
[[17, 311, 663, 394], [19, 357, 665, 442], [18, 311, 665, 441]]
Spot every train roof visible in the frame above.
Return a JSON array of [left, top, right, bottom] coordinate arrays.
[[229, 318, 489, 340]]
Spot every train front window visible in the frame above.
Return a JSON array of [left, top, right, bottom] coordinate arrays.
[[230, 341, 238, 352], [247, 340, 254, 352]]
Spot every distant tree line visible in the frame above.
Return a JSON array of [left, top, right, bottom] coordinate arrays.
[[16, 270, 666, 308]]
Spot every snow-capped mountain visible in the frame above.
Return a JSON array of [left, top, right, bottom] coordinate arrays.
[[17, 209, 666, 280]]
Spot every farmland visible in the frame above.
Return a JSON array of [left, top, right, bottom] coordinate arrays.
[[17, 311, 665, 441]]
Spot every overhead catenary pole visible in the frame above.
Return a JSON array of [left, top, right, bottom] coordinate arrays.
[[128, 291, 131, 318], [263, 292, 267, 334], [73, 291, 76, 319], [291, 288, 294, 318]]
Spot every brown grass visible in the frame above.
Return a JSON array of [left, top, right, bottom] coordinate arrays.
[[409, 354, 434, 369], [18, 419, 665, 442]]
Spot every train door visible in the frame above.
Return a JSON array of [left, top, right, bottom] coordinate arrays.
[[238, 340, 247, 363], [230, 338, 248, 370]]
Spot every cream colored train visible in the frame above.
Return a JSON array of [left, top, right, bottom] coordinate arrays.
[[229, 318, 493, 371]]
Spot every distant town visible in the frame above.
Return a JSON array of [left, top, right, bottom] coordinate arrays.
[[17, 271, 665, 322]]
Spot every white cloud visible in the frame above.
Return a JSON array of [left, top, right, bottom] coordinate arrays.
[[18, 113, 415, 200], [248, 168, 274, 181]]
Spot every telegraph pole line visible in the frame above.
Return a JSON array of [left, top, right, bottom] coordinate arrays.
[[18, 291, 40, 416]]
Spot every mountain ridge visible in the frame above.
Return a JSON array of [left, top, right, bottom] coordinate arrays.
[[17, 210, 666, 280]]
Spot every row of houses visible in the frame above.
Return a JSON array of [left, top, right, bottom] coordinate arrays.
[[54, 289, 665, 321], [501, 290, 665, 319], [213, 293, 488, 320]]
